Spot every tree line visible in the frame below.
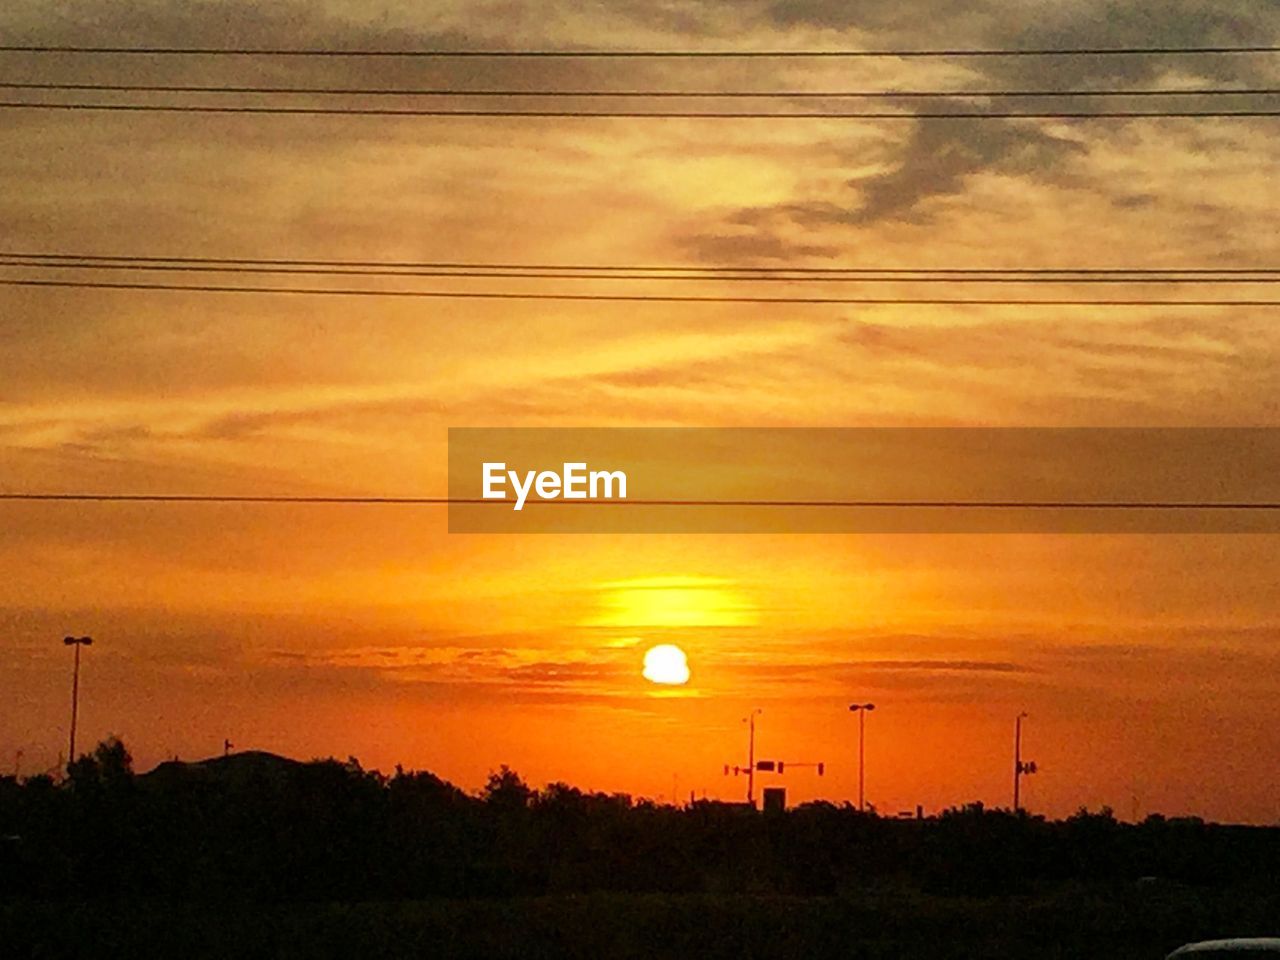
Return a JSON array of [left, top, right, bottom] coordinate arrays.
[[2, 738, 1276, 901]]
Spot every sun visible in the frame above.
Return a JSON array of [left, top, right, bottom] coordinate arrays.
[[642, 644, 690, 685]]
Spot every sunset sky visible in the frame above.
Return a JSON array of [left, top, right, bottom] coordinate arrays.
[[2, 0, 1279, 823]]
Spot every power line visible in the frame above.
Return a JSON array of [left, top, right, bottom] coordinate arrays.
[[3, 260, 1278, 284], [1, 494, 1277, 508], [4, 253, 1275, 276], [4, 81, 1277, 98], [3, 44, 1279, 57], [3, 101, 1277, 117], [3, 277, 1278, 305], [0, 495, 420, 506]]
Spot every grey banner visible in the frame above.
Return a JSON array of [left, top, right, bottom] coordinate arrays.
[[448, 428, 1280, 533]]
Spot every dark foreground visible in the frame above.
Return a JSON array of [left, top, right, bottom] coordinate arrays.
[[4, 884, 1277, 960], [6, 744, 1277, 957]]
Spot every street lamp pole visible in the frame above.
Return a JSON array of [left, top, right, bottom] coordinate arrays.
[[745, 709, 762, 806], [848, 703, 876, 812], [1013, 711, 1036, 812], [63, 635, 93, 767]]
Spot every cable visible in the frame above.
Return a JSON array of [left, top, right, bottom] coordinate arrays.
[[0, 494, 456, 504], [3, 44, 1279, 57], [2, 260, 1278, 284], [1, 494, 1277, 508], [3, 277, 1278, 305], [5, 252, 1276, 275], [4, 81, 1278, 98], [3, 101, 1278, 117]]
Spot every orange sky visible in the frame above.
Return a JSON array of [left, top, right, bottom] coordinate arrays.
[[1, 0, 1279, 823]]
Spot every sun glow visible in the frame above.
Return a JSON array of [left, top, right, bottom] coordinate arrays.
[[642, 644, 691, 685], [590, 577, 756, 628]]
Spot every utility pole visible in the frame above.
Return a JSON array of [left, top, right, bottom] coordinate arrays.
[[63, 635, 93, 768], [745, 709, 762, 806], [722, 713, 825, 806], [849, 703, 876, 812], [1013, 711, 1037, 812]]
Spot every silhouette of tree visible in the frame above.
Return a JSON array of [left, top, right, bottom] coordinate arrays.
[[483, 765, 533, 811], [2, 737, 1276, 905], [67, 735, 133, 793]]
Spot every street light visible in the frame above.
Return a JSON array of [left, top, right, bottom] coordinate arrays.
[[63, 635, 93, 768], [848, 702, 876, 812], [743, 709, 762, 806]]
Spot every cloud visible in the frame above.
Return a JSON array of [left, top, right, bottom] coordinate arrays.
[[682, 230, 841, 264], [981, 1, 1280, 89], [859, 659, 1025, 672], [677, 115, 1089, 238], [259, 641, 641, 697], [503, 660, 630, 685], [853, 120, 1088, 224], [731, 658, 1028, 679], [762, 0, 992, 35], [675, 0, 1280, 237], [762, 0, 1278, 82]]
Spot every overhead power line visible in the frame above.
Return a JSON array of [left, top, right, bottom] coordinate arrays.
[[1, 494, 1278, 509], [3, 101, 1277, 118], [3, 44, 1279, 57], [3, 82, 1277, 98], [3, 257, 1278, 284], [3, 277, 1278, 305], [5, 253, 1276, 276]]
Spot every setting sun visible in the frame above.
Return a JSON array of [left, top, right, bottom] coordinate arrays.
[[642, 644, 691, 685]]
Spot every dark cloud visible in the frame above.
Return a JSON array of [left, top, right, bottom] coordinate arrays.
[[677, 115, 1088, 243], [720, 656, 1046, 702], [686, 0, 1280, 237], [681, 230, 840, 264], [6, 0, 481, 51], [872, 659, 1024, 672], [0, 0, 683, 106], [734, 659, 1027, 679], [765, 0, 1003, 51], [854, 119, 1087, 225], [983, 1, 1280, 88], [502, 660, 629, 685], [763, 0, 1278, 84]]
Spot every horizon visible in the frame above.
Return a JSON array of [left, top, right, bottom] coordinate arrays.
[[66, 739, 1266, 826]]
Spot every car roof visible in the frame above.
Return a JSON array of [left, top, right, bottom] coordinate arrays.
[[1168, 941, 1280, 957]]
